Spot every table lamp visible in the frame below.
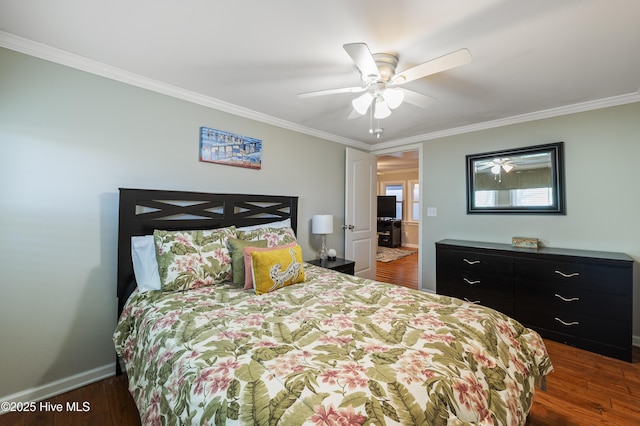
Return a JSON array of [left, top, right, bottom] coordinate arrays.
[[312, 214, 333, 261]]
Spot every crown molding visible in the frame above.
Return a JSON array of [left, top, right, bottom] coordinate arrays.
[[0, 31, 369, 151], [3, 30, 638, 154], [374, 91, 640, 151]]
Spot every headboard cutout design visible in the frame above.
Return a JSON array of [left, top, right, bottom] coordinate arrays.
[[117, 188, 298, 316]]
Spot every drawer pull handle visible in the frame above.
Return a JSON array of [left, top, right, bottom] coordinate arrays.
[[554, 317, 579, 326], [554, 270, 579, 278], [464, 298, 481, 304], [463, 259, 480, 265], [554, 294, 580, 302], [463, 278, 481, 285]]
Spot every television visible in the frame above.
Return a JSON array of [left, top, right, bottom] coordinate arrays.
[[377, 195, 397, 219]]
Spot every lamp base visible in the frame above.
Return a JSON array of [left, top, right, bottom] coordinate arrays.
[[318, 234, 328, 261]]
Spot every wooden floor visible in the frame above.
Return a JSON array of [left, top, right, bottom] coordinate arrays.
[[0, 375, 141, 426], [3, 252, 638, 425], [375, 246, 419, 289], [527, 340, 640, 425]]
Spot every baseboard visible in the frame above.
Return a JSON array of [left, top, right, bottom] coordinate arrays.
[[0, 363, 115, 413]]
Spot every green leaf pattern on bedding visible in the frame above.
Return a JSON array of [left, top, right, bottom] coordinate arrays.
[[114, 265, 552, 425]]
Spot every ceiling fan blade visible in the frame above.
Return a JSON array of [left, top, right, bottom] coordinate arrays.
[[298, 86, 365, 98], [392, 48, 471, 84], [347, 109, 362, 120], [343, 42, 381, 82], [401, 89, 436, 108]]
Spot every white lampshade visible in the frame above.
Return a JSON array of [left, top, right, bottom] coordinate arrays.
[[312, 214, 333, 234], [383, 88, 404, 109], [374, 98, 391, 119], [352, 92, 374, 115]]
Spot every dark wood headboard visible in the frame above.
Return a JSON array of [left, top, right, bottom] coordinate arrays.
[[117, 188, 299, 316]]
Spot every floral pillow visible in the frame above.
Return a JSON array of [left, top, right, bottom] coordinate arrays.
[[250, 244, 305, 295], [236, 226, 297, 247], [153, 227, 236, 291]]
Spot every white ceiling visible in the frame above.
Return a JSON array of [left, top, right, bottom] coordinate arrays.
[[1, 0, 639, 150]]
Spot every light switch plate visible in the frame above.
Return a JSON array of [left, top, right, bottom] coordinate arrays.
[[427, 207, 437, 217]]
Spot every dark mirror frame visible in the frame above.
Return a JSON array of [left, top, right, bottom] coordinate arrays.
[[466, 142, 565, 214]]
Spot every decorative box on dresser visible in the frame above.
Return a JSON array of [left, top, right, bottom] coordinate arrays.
[[436, 239, 634, 362]]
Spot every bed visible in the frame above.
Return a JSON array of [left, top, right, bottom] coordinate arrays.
[[113, 188, 552, 425]]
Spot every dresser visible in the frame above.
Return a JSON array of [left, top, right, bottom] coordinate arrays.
[[435, 239, 634, 361]]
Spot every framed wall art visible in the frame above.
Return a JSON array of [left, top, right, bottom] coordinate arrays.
[[199, 126, 262, 170]]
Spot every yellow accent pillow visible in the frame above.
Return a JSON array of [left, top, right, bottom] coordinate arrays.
[[250, 244, 305, 295]]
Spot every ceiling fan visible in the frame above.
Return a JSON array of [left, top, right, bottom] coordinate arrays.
[[298, 43, 472, 120], [477, 158, 515, 174]]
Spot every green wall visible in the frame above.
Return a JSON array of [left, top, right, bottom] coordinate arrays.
[[2, 43, 638, 401], [420, 102, 640, 339], [0, 47, 346, 399]]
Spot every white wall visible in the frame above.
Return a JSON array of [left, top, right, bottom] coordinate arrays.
[[0, 48, 347, 399], [420, 102, 640, 338]]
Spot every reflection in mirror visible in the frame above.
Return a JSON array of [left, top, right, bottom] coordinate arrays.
[[466, 142, 565, 214]]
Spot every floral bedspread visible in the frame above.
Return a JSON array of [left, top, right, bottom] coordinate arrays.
[[114, 264, 552, 425]]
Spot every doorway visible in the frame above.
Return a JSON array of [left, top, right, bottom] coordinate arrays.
[[374, 145, 422, 289]]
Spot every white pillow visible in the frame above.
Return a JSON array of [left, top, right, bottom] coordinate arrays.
[[131, 235, 161, 292], [236, 218, 291, 232]]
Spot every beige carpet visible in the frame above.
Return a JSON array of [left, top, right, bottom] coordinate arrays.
[[376, 246, 416, 263]]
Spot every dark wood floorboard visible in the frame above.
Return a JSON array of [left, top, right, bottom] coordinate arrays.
[[0, 375, 141, 426], [3, 252, 637, 425], [375, 246, 419, 289]]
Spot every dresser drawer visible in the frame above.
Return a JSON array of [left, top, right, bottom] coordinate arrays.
[[515, 258, 631, 296], [516, 279, 630, 323], [515, 301, 629, 348], [438, 249, 513, 277], [444, 284, 513, 316], [441, 275, 513, 304]]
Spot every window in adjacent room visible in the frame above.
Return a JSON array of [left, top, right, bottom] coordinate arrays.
[[383, 183, 403, 220], [409, 180, 420, 221]]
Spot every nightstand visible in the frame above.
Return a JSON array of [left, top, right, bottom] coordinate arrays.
[[307, 257, 355, 275]]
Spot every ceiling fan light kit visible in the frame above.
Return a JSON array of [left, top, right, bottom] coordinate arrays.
[[352, 92, 374, 115], [298, 42, 472, 137], [374, 97, 392, 119], [384, 88, 404, 109]]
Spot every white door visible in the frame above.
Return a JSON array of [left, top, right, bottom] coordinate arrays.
[[344, 147, 377, 279]]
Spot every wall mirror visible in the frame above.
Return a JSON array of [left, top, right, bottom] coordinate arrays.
[[466, 142, 565, 214]]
